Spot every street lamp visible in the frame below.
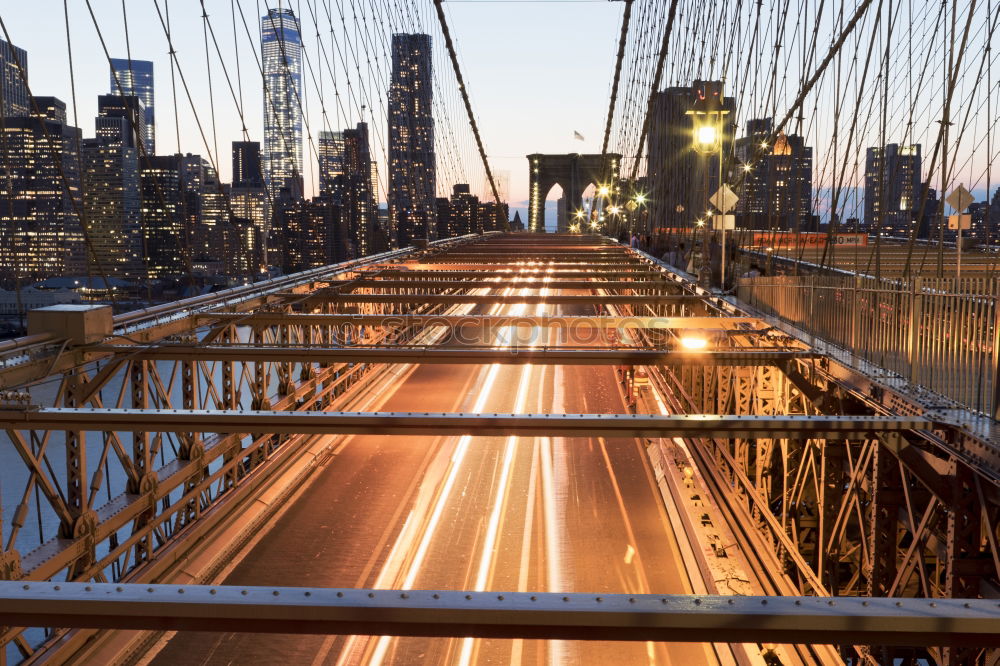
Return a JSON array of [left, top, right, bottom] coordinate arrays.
[[686, 81, 730, 289]]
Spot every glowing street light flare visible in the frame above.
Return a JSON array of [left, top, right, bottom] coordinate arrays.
[[679, 335, 709, 350], [696, 125, 718, 148], [598, 185, 610, 197]]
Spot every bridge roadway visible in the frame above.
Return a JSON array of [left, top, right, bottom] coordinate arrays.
[[148, 255, 721, 664]]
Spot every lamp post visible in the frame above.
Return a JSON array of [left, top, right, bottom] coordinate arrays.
[[686, 82, 730, 289]]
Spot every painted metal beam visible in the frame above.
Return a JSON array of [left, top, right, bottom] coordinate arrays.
[[341, 279, 677, 290], [304, 294, 700, 305], [0, 409, 932, 438], [368, 270, 663, 278], [193, 313, 760, 329], [0, 583, 997, 647], [94, 346, 813, 366]]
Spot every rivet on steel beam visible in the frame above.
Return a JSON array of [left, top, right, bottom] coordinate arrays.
[[401, 593, 408, 599], [336, 592, 343, 598], [147, 587, 154, 593], [596, 597, 602, 602], [761, 599, 767, 605], [498, 595, 504, 601], [116, 586, 123, 592], [530, 596, 537, 601], [563, 596, 570, 602], [862, 601, 869, 606], [465, 594, 473, 600], [54, 585, 60, 591], [241, 590, 248, 596], [368, 592, 375, 598], [433, 594, 440, 599], [273, 590, 280, 596], [179, 589, 185, 594], [210, 589, 217, 595], [85, 586, 92, 592], [828, 600, 835, 606], [694, 599, 701, 605], [22, 584, 28, 590]]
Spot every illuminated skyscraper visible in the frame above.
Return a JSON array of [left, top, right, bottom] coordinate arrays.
[[864, 144, 922, 236], [97, 94, 146, 153], [734, 118, 813, 230], [317, 130, 344, 202], [0, 97, 84, 282], [388, 33, 436, 247], [109, 58, 154, 153], [0, 38, 29, 118], [261, 8, 303, 204], [343, 122, 383, 257], [140, 155, 184, 278]]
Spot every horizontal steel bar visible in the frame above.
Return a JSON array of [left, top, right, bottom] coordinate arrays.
[[1, 583, 997, 647], [370, 270, 661, 278], [344, 279, 676, 290], [96, 346, 811, 365], [0, 410, 932, 438], [307, 294, 700, 305], [194, 314, 760, 329]]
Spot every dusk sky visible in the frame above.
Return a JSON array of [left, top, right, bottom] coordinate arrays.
[[2, 0, 622, 224], [3, 1, 994, 228]]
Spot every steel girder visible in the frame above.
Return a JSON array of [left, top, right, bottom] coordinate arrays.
[[338, 279, 677, 290], [91, 346, 817, 366], [2, 582, 1000, 647], [367, 269, 664, 278], [304, 293, 701, 305], [0, 409, 932, 439], [194, 313, 761, 329]]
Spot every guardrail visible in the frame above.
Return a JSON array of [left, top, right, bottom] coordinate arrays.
[[737, 274, 1000, 417]]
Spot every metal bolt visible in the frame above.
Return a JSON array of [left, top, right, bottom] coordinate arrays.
[[498, 595, 505, 601], [433, 594, 440, 599], [210, 589, 217, 595], [401, 593, 408, 599], [21, 585, 28, 590], [178, 589, 185, 594], [563, 596, 570, 602], [368, 592, 375, 598], [530, 596, 537, 601], [761, 599, 767, 605], [596, 597, 603, 602], [273, 591, 280, 596], [466, 594, 473, 600], [241, 590, 248, 596], [336, 592, 343, 598], [85, 586, 92, 592]]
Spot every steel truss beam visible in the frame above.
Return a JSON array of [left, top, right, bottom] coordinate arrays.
[[341, 279, 677, 290], [368, 270, 663, 278], [303, 294, 700, 305], [94, 346, 816, 366], [0, 410, 931, 438], [1, 583, 998, 647], [194, 313, 760, 329]]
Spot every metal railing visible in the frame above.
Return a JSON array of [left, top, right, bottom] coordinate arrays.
[[737, 274, 1000, 417]]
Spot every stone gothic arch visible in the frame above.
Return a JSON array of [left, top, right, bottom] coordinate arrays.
[[527, 153, 621, 232]]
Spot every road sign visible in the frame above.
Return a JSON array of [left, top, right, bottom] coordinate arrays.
[[946, 184, 974, 212], [712, 214, 736, 230], [709, 184, 739, 213], [948, 214, 971, 230]]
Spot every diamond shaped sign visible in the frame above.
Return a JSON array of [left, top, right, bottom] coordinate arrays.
[[946, 184, 974, 212], [709, 184, 739, 213]]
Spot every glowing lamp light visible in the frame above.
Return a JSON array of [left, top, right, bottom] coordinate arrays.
[[598, 185, 610, 197], [679, 336, 709, 351], [634, 193, 647, 205], [695, 125, 718, 148]]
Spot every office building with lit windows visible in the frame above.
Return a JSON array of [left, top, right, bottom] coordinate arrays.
[[109, 58, 155, 153], [318, 130, 344, 203], [261, 8, 303, 205], [864, 144, 922, 236], [343, 122, 384, 257], [0, 97, 85, 283], [140, 155, 185, 278], [734, 118, 813, 230], [388, 33, 436, 247], [0, 38, 29, 117]]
